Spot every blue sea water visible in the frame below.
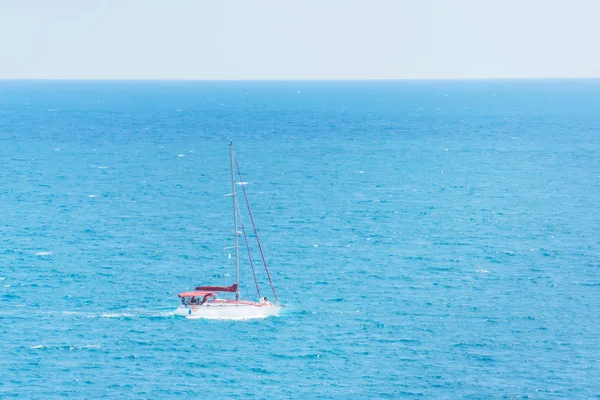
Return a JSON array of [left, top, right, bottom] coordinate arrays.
[[1, 80, 599, 398]]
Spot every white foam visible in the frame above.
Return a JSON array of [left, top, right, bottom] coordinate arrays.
[[148, 311, 175, 318], [186, 314, 268, 321], [36, 251, 53, 256], [87, 311, 174, 319], [81, 344, 101, 349], [178, 154, 185, 157], [476, 269, 490, 273], [30, 344, 101, 350], [98, 313, 135, 318], [236, 181, 250, 185], [54, 148, 61, 151], [88, 194, 99, 198], [98, 166, 108, 169]]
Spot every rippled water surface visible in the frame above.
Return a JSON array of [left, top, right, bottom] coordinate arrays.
[[1, 80, 599, 398]]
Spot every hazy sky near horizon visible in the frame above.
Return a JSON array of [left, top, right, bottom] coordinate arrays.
[[1, 0, 599, 80]]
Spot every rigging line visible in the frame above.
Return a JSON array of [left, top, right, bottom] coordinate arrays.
[[236, 199, 261, 298], [234, 154, 278, 303]]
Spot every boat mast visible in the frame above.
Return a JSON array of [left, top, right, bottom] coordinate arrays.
[[230, 141, 240, 300]]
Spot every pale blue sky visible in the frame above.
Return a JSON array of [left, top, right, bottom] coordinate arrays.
[[1, 0, 599, 79]]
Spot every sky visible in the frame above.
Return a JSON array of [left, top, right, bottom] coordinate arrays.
[[0, 0, 599, 80]]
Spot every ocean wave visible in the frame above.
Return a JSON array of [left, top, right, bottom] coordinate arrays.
[[29, 344, 101, 351]]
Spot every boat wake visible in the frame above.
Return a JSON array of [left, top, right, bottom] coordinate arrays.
[[184, 314, 270, 321], [31, 309, 274, 321], [90, 310, 175, 319], [9, 310, 177, 319]]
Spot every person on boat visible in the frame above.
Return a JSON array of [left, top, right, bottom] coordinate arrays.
[[260, 297, 270, 305], [190, 297, 197, 304]]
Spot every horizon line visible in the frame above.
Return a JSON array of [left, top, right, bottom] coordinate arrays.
[[1, 77, 600, 82]]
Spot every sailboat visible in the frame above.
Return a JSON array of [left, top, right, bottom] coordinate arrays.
[[174, 142, 283, 319]]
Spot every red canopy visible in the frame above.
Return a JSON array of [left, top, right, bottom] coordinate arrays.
[[178, 291, 214, 298], [195, 283, 238, 293]]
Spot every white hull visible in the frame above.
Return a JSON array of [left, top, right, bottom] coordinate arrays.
[[174, 303, 282, 320]]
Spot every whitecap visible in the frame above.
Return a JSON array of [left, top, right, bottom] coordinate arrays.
[[81, 344, 101, 349], [476, 269, 490, 273], [88, 194, 99, 198], [98, 166, 108, 169], [178, 154, 185, 157], [30, 345, 45, 349], [36, 251, 53, 256], [60, 311, 82, 315]]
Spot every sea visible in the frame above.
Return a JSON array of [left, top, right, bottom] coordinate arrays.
[[0, 80, 599, 398]]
